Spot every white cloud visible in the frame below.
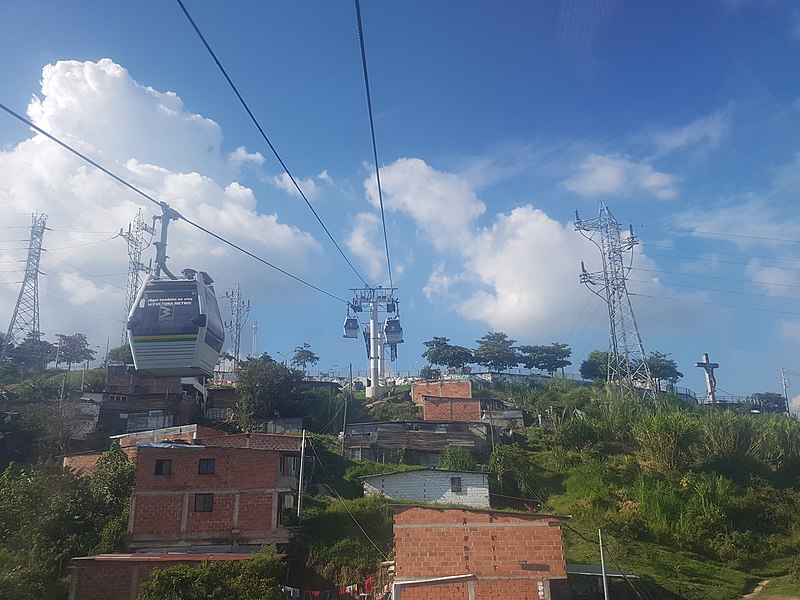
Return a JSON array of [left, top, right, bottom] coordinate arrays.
[[271, 170, 332, 201], [791, 394, 800, 416], [345, 212, 385, 281], [0, 59, 322, 346], [647, 111, 730, 156], [229, 146, 265, 169], [364, 158, 486, 250], [563, 154, 678, 199]]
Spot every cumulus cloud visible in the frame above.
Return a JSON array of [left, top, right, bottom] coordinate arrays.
[[563, 154, 678, 199], [0, 59, 321, 346], [363, 158, 485, 250], [345, 212, 385, 281]]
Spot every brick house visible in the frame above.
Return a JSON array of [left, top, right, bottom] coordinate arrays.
[[392, 505, 569, 600], [422, 396, 481, 421], [69, 553, 252, 600], [411, 380, 472, 406], [361, 469, 490, 508], [129, 443, 301, 550]]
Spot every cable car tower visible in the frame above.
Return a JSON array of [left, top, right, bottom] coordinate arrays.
[[575, 203, 654, 399], [1, 213, 47, 362], [344, 287, 402, 398]]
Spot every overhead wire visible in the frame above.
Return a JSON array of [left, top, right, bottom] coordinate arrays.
[[354, 0, 393, 289], [0, 101, 349, 305], [629, 292, 800, 317], [173, 0, 370, 289]]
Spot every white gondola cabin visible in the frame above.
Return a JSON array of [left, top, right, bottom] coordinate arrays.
[[343, 316, 360, 338], [126, 271, 224, 377], [383, 317, 403, 344]]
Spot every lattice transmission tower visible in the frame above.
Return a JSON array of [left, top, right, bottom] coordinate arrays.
[[117, 209, 154, 343], [1, 213, 48, 361], [575, 203, 654, 398], [224, 283, 250, 370]]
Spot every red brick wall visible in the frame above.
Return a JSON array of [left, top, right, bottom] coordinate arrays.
[[423, 397, 481, 421], [196, 433, 303, 451], [130, 445, 284, 545], [393, 506, 566, 599], [116, 425, 222, 449], [71, 554, 251, 600], [62, 452, 103, 476], [411, 380, 471, 406]]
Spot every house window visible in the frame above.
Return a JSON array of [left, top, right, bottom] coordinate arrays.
[[198, 458, 216, 475], [134, 385, 150, 394], [154, 459, 172, 476], [281, 455, 301, 476], [450, 477, 462, 493], [194, 493, 214, 512]]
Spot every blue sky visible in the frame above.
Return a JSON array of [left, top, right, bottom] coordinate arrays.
[[1, 0, 800, 409]]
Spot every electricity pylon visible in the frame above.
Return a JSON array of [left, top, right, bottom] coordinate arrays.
[[575, 203, 654, 398], [2, 213, 48, 361], [224, 283, 250, 370], [117, 209, 154, 343]]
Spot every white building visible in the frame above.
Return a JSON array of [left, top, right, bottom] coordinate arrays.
[[360, 469, 490, 508]]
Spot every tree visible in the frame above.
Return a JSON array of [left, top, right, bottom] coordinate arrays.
[[580, 350, 608, 381], [749, 392, 788, 414], [106, 344, 133, 365], [235, 355, 304, 429], [8, 331, 54, 372], [643, 351, 683, 385], [137, 550, 284, 600], [421, 337, 473, 371], [473, 332, 519, 372], [419, 365, 441, 380], [519, 343, 572, 375], [438, 447, 477, 471], [290, 342, 319, 372], [54, 333, 96, 370]]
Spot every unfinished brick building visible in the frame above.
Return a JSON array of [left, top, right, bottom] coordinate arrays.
[[423, 396, 481, 421], [411, 379, 472, 406], [392, 505, 569, 600], [129, 442, 301, 550]]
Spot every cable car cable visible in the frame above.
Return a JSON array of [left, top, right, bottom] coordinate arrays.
[[354, 0, 393, 289], [174, 0, 370, 289], [0, 101, 349, 305]]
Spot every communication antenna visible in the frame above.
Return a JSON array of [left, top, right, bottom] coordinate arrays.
[[2, 213, 48, 361], [224, 283, 250, 370], [575, 203, 654, 398], [116, 208, 154, 343], [251, 321, 258, 358]]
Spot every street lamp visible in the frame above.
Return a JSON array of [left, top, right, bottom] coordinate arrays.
[[276, 351, 287, 366]]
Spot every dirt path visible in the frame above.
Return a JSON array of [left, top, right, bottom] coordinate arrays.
[[743, 580, 771, 599]]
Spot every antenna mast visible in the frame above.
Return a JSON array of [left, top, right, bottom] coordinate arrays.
[[575, 203, 654, 398], [224, 283, 250, 370], [2, 213, 47, 361]]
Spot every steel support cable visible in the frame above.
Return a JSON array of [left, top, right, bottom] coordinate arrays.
[[0, 101, 348, 304], [354, 0, 393, 289], [174, 0, 370, 288]]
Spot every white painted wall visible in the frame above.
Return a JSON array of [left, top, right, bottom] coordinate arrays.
[[362, 470, 489, 508]]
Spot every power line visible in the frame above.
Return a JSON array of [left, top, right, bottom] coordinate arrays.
[[646, 251, 800, 272], [173, 0, 370, 288], [636, 223, 800, 245], [630, 292, 800, 317], [0, 100, 349, 305], [354, 0, 393, 289], [632, 267, 800, 291], [643, 241, 800, 265], [44, 251, 126, 290], [629, 278, 800, 303], [40, 290, 125, 323]]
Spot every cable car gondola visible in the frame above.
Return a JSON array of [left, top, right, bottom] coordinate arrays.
[[127, 269, 224, 377], [343, 316, 360, 338], [383, 317, 403, 345]]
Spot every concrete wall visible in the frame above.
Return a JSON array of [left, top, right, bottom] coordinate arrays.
[[393, 506, 568, 600], [130, 445, 294, 548], [423, 397, 481, 421], [363, 470, 489, 508], [411, 380, 472, 406]]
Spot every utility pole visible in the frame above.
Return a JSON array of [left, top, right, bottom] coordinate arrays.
[[116, 209, 153, 344], [2, 213, 47, 362], [224, 283, 250, 371], [342, 363, 352, 456], [347, 287, 401, 398], [599, 529, 610, 600], [576, 203, 654, 399], [251, 321, 258, 358]]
